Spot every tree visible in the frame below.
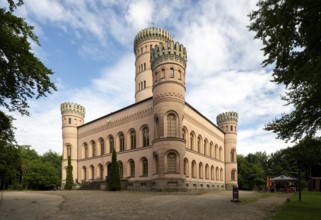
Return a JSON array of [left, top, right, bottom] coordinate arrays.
[[64, 156, 73, 190], [0, 143, 21, 189], [23, 159, 59, 190], [108, 149, 121, 191], [249, 0, 321, 141], [19, 145, 39, 188], [0, 0, 56, 189], [237, 153, 266, 190], [291, 136, 321, 177], [0, 111, 15, 145], [42, 150, 62, 187], [0, 0, 56, 142], [267, 148, 297, 178]]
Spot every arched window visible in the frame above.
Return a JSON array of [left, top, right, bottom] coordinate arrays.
[[144, 80, 146, 88], [230, 149, 235, 162], [167, 153, 177, 173], [210, 142, 213, 157], [215, 145, 218, 159], [144, 63, 146, 71], [84, 143, 88, 159], [91, 141, 96, 157], [161, 68, 165, 78], [119, 161, 123, 178], [119, 133, 125, 152], [216, 167, 219, 180], [167, 114, 176, 137], [169, 68, 174, 78], [184, 158, 189, 177], [178, 70, 182, 80], [219, 147, 222, 161], [182, 129, 186, 141], [190, 132, 195, 151], [90, 165, 94, 180], [220, 168, 223, 181], [130, 160, 135, 177], [142, 158, 148, 176], [109, 136, 114, 153], [82, 166, 87, 180], [205, 164, 209, 179], [204, 140, 207, 155], [197, 136, 202, 153], [98, 164, 103, 179], [199, 163, 203, 179], [100, 138, 105, 155], [130, 130, 136, 149], [231, 170, 236, 181], [230, 125, 233, 131], [66, 145, 71, 157], [192, 161, 197, 178], [155, 117, 159, 138], [211, 166, 214, 180], [143, 127, 149, 147], [68, 118, 71, 124]]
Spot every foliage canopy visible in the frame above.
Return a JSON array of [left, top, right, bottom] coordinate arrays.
[[0, 0, 56, 145], [249, 0, 321, 141]]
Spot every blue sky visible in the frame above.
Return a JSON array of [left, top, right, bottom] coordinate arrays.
[[4, 0, 293, 155]]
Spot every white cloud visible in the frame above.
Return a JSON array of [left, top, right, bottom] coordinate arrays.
[[7, 0, 294, 156], [92, 53, 135, 101], [125, 0, 154, 30], [238, 127, 290, 155]]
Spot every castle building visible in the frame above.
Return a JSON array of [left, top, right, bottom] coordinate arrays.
[[61, 27, 238, 190]]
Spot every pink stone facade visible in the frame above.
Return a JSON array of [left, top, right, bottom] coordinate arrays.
[[61, 27, 238, 190]]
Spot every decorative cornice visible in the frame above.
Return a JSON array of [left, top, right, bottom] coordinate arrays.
[[151, 41, 187, 69], [216, 112, 238, 125], [79, 107, 154, 139], [61, 102, 86, 118], [134, 27, 173, 53], [153, 91, 185, 106]]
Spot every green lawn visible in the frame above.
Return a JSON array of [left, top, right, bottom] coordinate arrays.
[[273, 191, 321, 220]]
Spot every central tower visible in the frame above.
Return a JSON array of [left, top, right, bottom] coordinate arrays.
[[150, 41, 188, 190], [133, 27, 173, 102]]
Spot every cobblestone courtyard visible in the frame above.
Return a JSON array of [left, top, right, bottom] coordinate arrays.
[[0, 190, 290, 220]]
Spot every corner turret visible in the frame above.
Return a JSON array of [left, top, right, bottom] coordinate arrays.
[[217, 111, 238, 190], [61, 102, 86, 188]]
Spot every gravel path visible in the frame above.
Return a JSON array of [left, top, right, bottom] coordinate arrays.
[[0, 190, 291, 220]]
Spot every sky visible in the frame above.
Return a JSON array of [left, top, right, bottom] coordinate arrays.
[[3, 0, 293, 155]]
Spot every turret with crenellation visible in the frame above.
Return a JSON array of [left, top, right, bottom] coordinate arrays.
[[60, 102, 85, 188], [134, 27, 174, 103], [217, 111, 238, 190]]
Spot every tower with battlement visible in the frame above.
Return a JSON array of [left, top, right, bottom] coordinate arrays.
[[61, 102, 85, 187], [150, 41, 187, 189], [216, 112, 238, 190], [134, 27, 173, 102]]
